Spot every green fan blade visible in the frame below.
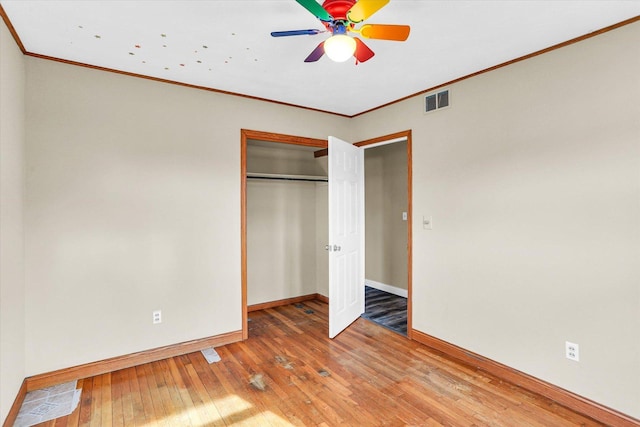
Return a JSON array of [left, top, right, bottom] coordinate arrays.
[[295, 0, 332, 21], [347, 0, 389, 23], [359, 24, 410, 41]]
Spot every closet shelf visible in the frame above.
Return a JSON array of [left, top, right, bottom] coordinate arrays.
[[247, 172, 328, 182]]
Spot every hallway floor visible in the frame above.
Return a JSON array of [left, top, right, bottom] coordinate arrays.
[[361, 286, 407, 335]]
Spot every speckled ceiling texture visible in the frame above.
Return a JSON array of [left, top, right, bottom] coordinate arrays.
[[2, 1, 639, 116]]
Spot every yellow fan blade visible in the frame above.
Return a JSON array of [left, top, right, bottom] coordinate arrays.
[[359, 24, 410, 41], [347, 0, 389, 23]]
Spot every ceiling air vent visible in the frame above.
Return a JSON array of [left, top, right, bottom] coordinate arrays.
[[425, 89, 449, 113]]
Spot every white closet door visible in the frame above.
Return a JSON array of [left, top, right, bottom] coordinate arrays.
[[328, 136, 364, 338]]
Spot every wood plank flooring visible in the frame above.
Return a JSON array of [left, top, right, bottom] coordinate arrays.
[[27, 300, 603, 426], [361, 286, 407, 335]]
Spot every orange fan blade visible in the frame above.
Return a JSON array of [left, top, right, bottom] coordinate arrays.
[[347, 0, 389, 23], [359, 24, 410, 41], [353, 37, 375, 63]]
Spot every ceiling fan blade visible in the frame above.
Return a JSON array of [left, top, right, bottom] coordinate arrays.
[[359, 24, 410, 41], [295, 0, 333, 21], [353, 37, 375, 63], [304, 42, 325, 62], [347, 0, 389, 23], [271, 29, 323, 37]]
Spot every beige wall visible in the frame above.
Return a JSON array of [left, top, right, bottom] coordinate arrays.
[[352, 22, 640, 418], [24, 57, 350, 376], [246, 144, 328, 305], [315, 155, 329, 297], [0, 20, 26, 423], [315, 183, 328, 297], [247, 180, 318, 305], [247, 142, 326, 176], [365, 142, 408, 291]]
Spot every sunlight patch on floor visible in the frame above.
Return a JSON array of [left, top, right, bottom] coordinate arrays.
[[241, 410, 296, 426], [138, 394, 294, 426]]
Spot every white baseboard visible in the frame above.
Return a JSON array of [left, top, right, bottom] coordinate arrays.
[[365, 279, 408, 298]]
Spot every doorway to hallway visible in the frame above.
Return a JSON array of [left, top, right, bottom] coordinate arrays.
[[358, 132, 411, 337]]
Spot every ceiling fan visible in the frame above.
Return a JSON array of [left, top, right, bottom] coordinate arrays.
[[271, 0, 410, 63]]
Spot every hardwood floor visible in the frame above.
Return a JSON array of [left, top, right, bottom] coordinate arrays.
[[29, 300, 603, 426]]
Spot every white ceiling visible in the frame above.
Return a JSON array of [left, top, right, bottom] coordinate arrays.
[[2, 1, 639, 116]]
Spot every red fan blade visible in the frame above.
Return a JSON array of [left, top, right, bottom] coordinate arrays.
[[353, 37, 375, 63]]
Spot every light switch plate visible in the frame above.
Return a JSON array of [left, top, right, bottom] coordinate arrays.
[[423, 215, 432, 230]]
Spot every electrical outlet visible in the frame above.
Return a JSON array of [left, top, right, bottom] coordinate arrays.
[[153, 310, 162, 324], [566, 341, 579, 362]]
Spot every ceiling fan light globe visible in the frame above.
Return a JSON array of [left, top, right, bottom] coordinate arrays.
[[324, 35, 356, 62]]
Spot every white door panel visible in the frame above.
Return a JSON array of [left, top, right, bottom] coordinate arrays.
[[328, 136, 364, 338]]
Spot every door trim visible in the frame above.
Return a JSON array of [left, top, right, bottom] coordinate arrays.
[[355, 130, 413, 339], [240, 129, 327, 339]]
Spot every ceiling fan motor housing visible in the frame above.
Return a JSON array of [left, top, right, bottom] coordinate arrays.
[[322, 0, 357, 21], [321, 0, 357, 34]]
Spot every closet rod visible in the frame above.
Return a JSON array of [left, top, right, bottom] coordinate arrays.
[[247, 172, 328, 183]]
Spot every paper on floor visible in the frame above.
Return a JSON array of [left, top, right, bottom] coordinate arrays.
[[201, 347, 221, 363], [14, 381, 82, 427]]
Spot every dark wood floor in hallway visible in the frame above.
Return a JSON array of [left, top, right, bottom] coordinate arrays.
[[362, 286, 407, 335], [31, 300, 604, 426]]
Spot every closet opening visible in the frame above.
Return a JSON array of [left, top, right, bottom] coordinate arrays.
[[241, 130, 328, 340]]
